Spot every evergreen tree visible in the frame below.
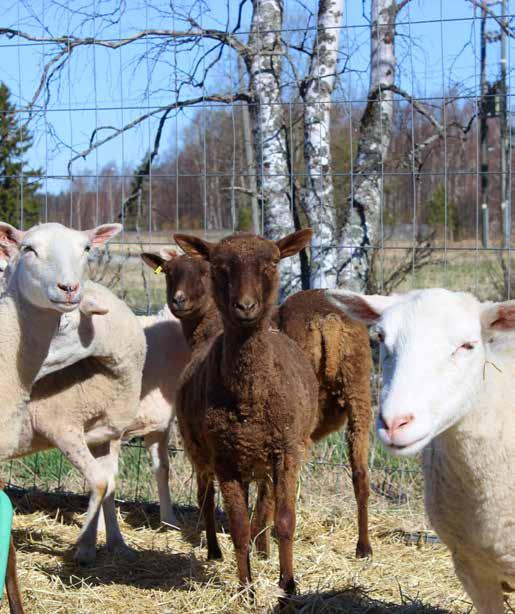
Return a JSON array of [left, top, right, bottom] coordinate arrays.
[[0, 83, 41, 227]]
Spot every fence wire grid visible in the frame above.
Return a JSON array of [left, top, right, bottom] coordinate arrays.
[[0, 0, 513, 509]]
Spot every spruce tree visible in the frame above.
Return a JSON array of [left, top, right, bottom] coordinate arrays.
[[0, 83, 41, 227]]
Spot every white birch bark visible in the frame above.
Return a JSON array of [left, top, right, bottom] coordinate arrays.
[[301, 0, 344, 289], [337, 0, 397, 291], [247, 0, 300, 296]]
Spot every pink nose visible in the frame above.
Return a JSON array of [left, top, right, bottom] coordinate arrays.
[[382, 414, 415, 439]]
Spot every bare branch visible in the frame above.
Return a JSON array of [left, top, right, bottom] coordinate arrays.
[[395, 0, 414, 14], [464, 0, 514, 38], [67, 93, 249, 175]]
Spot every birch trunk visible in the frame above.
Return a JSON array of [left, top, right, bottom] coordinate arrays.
[[337, 0, 397, 291], [301, 0, 344, 289], [247, 0, 300, 296]]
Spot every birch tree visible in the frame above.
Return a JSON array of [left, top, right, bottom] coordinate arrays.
[[246, 0, 301, 296], [337, 0, 399, 291], [300, 0, 344, 289]]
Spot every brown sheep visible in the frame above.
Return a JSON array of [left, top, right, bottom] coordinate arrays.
[[173, 230, 319, 596], [141, 250, 221, 352], [143, 252, 373, 560], [278, 290, 372, 558]]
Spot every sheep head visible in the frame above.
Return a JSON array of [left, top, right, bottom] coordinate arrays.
[[0, 222, 121, 314], [327, 287, 515, 456], [174, 229, 313, 329]]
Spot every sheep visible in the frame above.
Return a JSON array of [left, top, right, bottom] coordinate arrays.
[[140, 249, 220, 353], [10, 280, 146, 564], [276, 290, 373, 558], [173, 230, 319, 596], [128, 304, 190, 526], [327, 288, 515, 614], [4, 234, 189, 530], [141, 251, 373, 559], [0, 221, 122, 458]]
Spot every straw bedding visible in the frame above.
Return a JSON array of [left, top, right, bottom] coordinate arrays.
[[2, 485, 506, 614]]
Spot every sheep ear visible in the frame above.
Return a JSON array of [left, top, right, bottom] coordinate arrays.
[[159, 247, 179, 261], [79, 295, 109, 316], [276, 228, 313, 259], [0, 242, 18, 260], [326, 290, 400, 325], [141, 253, 165, 272], [481, 301, 515, 332], [85, 223, 123, 246], [0, 222, 26, 247], [174, 234, 213, 261]]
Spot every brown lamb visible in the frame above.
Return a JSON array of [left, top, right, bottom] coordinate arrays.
[[143, 250, 373, 559], [173, 230, 319, 596]]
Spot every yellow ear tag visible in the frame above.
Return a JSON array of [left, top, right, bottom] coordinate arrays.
[[154, 265, 163, 275]]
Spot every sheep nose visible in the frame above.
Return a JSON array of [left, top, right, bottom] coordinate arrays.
[[57, 282, 79, 295], [234, 300, 257, 313], [381, 414, 415, 438], [172, 292, 187, 308]]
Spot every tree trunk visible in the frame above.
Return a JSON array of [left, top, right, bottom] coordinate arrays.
[[338, 0, 397, 291], [301, 0, 344, 289], [239, 57, 260, 234], [247, 0, 300, 296]]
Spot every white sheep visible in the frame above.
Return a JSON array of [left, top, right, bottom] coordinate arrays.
[[0, 221, 122, 458], [3, 233, 190, 532], [12, 280, 146, 564], [328, 288, 515, 614], [130, 305, 190, 526]]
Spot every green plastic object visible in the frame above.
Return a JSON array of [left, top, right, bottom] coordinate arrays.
[[0, 491, 13, 600]]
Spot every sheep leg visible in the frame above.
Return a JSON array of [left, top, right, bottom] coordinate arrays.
[[274, 455, 298, 595], [251, 479, 274, 558], [6, 538, 24, 614], [144, 430, 178, 527], [34, 427, 108, 564], [197, 473, 222, 560], [95, 440, 135, 559], [454, 558, 505, 614], [346, 399, 372, 558], [218, 477, 253, 593]]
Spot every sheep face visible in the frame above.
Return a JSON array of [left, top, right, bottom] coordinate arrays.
[[165, 256, 212, 320], [174, 230, 313, 328], [0, 222, 121, 313], [327, 287, 515, 456]]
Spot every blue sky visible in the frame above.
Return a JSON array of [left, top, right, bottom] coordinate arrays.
[[0, 0, 513, 194]]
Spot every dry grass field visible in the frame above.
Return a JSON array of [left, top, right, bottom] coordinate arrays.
[[4, 467, 478, 614]]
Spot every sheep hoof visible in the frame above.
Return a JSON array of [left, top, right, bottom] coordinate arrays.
[[207, 546, 223, 560], [107, 543, 138, 560], [355, 542, 373, 559], [74, 544, 97, 566]]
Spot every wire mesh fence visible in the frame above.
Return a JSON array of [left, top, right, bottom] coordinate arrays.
[[0, 0, 513, 512]]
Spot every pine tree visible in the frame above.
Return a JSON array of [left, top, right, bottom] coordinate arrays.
[[0, 83, 41, 227]]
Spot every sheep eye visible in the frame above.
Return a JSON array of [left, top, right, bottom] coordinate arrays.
[[460, 342, 475, 351], [23, 245, 37, 256], [377, 331, 385, 343], [85, 244, 92, 253]]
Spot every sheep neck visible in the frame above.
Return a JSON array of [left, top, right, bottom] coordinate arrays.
[[220, 314, 272, 383], [0, 283, 61, 397], [180, 304, 221, 353], [426, 345, 515, 508]]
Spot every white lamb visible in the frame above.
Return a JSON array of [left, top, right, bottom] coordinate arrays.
[[2, 233, 190, 532], [328, 288, 514, 614], [0, 221, 122, 457], [12, 280, 146, 563], [129, 305, 190, 526]]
